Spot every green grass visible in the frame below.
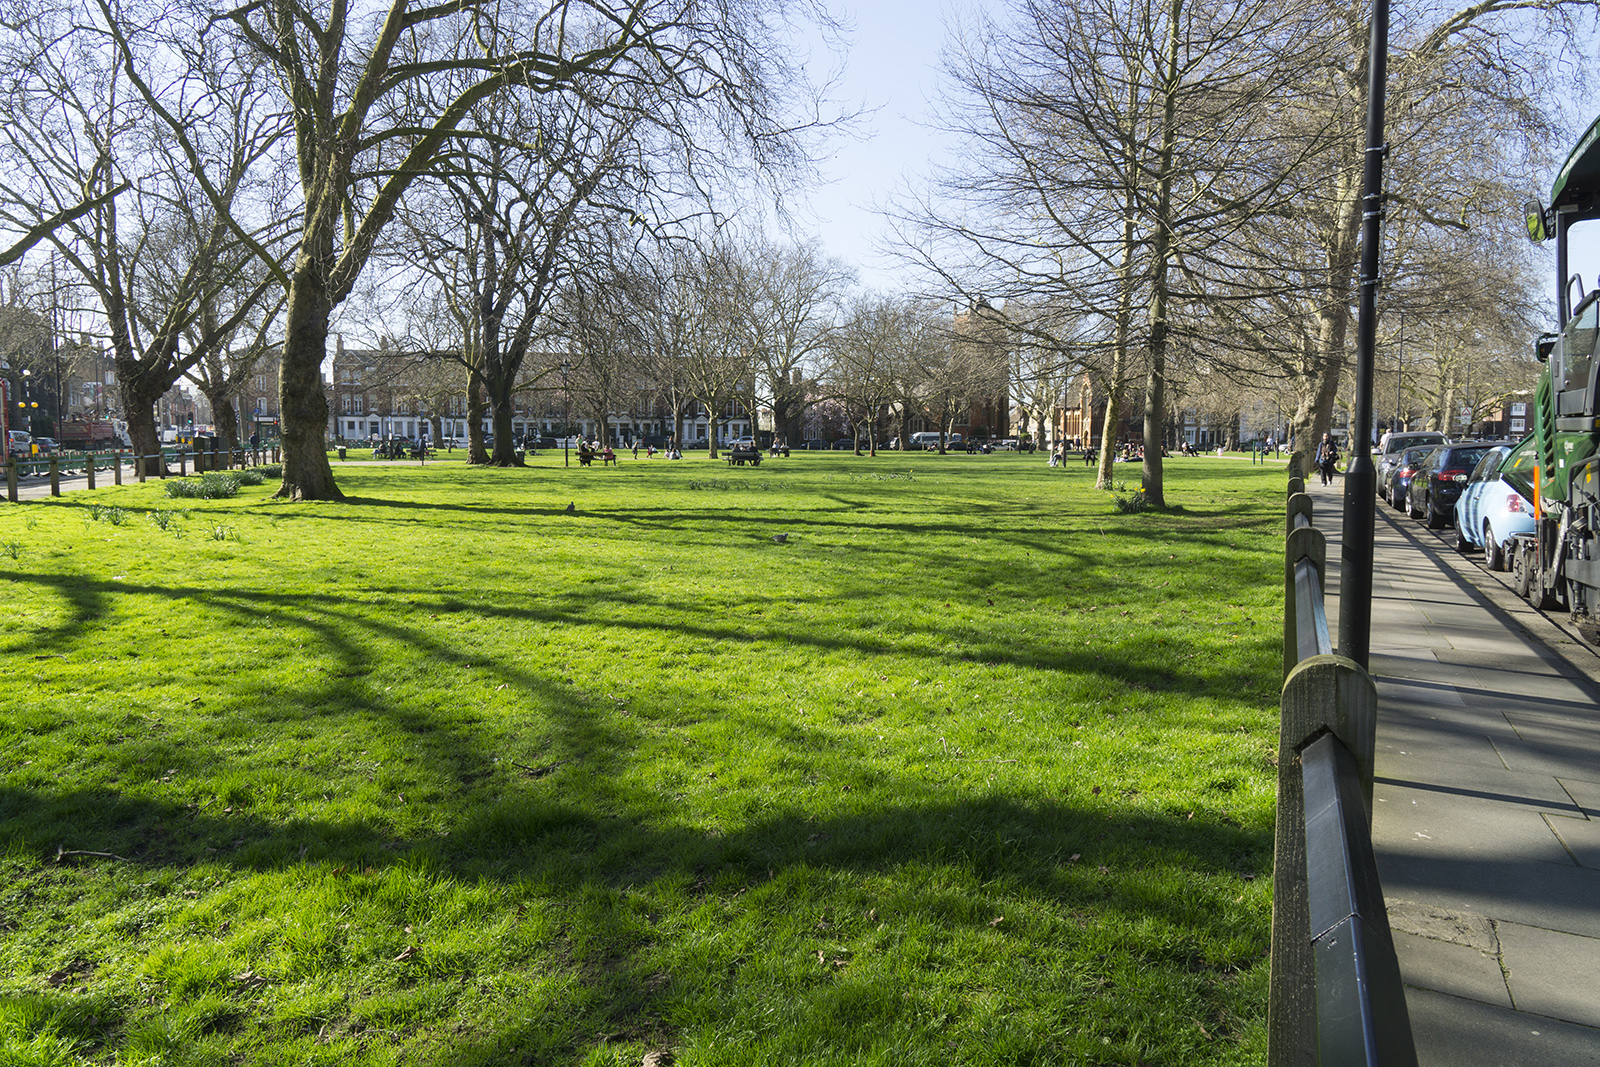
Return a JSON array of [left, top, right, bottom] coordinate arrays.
[[0, 452, 1286, 1065]]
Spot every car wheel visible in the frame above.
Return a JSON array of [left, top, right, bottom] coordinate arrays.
[[1426, 498, 1445, 529], [1484, 525, 1505, 571], [1454, 520, 1471, 553], [1408, 488, 1423, 520], [1392, 487, 1405, 512]]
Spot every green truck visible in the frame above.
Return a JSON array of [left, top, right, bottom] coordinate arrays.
[[1505, 114, 1600, 639]]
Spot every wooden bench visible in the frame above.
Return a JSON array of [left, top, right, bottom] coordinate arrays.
[[726, 448, 762, 467]]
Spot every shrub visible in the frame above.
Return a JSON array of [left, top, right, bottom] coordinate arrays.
[[1111, 489, 1149, 514], [236, 469, 266, 486], [164, 472, 241, 500]]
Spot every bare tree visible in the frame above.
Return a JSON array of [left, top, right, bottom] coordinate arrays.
[[828, 294, 913, 455], [902, 0, 1321, 502], [744, 239, 850, 447], [102, 0, 844, 498], [0, 6, 293, 471], [647, 242, 757, 458]]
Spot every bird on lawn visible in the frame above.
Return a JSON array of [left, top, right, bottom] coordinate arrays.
[[564, 502, 575, 514]]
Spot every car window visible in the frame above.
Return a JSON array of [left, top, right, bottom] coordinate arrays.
[[1448, 447, 1493, 470], [1468, 449, 1505, 481]]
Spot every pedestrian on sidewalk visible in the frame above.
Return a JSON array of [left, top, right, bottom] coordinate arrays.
[[1315, 432, 1340, 486]]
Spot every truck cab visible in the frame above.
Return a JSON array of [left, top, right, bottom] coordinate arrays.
[[1510, 113, 1600, 634]]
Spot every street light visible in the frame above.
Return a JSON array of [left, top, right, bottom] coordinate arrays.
[[561, 357, 571, 468]]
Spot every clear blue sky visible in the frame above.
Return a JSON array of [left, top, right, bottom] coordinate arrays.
[[790, 1, 982, 293]]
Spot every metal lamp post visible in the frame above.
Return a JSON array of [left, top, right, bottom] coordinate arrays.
[[1336, 0, 1390, 671], [562, 357, 571, 468]]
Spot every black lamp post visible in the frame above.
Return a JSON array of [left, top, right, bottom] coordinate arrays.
[[1337, 0, 1390, 670], [562, 357, 571, 468]]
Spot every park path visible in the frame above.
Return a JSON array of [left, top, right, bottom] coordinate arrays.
[[1307, 475, 1600, 1065]]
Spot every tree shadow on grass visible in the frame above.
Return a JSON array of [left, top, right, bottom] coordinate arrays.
[[0, 567, 1279, 709], [0, 780, 1273, 1064]]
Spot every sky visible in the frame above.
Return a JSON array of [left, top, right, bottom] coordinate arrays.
[[783, 1, 983, 294], [787, 2, 1600, 311]]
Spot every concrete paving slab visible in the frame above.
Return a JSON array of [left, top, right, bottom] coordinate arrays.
[[1560, 779, 1600, 819], [1393, 928, 1510, 1007], [1377, 674, 1469, 707], [1377, 841, 1600, 940], [1498, 921, 1600, 1028], [1376, 723, 1511, 772], [1543, 814, 1600, 870], [1406, 986, 1600, 1066], [1490, 741, 1600, 786]]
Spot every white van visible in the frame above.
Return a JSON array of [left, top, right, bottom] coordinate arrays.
[[909, 431, 946, 450], [6, 430, 30, 457]]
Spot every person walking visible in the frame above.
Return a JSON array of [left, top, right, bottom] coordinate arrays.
[[1315, 432, 1340, 486]]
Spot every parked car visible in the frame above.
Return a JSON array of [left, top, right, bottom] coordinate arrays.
[[33, 437, 60, 456], [1454, 444, 1534, 570], [995, 438, 1019, 451], [1386, 445, 1439, 514], [1409, 441, 1508, 528], [832, 439, 856, 450], [803, 439, 829, 450], [1377, 431, 1448, 501]]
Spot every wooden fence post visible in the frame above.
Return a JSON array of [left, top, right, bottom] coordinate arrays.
[[87, 454, 96, 490], [114, 452, 123, 485], [6, 457, 15, 502], [1284, 524, 1326, 680], [1268, 655, 1378, 1067], [49, 456, 60, 497]]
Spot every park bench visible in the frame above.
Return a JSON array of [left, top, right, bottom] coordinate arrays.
[[726, 447, 762, 467]]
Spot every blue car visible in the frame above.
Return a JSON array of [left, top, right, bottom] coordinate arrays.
[[1454, 444, 1534, 571]]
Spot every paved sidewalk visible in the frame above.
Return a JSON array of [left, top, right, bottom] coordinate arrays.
[[1306, 476, 1600, 1064]]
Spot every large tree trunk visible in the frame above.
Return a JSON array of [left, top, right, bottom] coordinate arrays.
[[276, 272, 343, 500], [707, 411, 720, 458], [120, 381, 165, 476], [485, 368, 522, 466], [466, 369, 489, 464], [208, 388, 242, 454], [1139, 0, 1182, 510]]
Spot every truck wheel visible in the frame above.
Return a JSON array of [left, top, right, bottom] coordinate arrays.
[[1484, 526, 1505, 571], [1513, 546, 1533, 598]]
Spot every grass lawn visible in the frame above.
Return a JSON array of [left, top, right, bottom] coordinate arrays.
[[0, 451, 1286, 1066]]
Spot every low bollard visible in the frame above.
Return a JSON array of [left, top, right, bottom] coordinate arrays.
[[178, 450, 187, 476], [114, 451, 123, 485], [87, 455, 96, 490], [6, 457, 15, 503], [49, 456, 60, 497]]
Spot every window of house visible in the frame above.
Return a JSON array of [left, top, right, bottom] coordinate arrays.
[[354, 396, 364, 415], [257, 396, 267, 413], [341, 395, 351, 413]]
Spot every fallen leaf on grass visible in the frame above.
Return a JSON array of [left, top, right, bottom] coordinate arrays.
[[394, 945, 419, 962], [233, 970, 271, 989], [642, 1051, 676, 1067], [988, 916, 1005, 927]]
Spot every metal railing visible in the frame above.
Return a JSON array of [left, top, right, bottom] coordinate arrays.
[[5, 445, 279, 501], [1268, 471, 1416, 1067]]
